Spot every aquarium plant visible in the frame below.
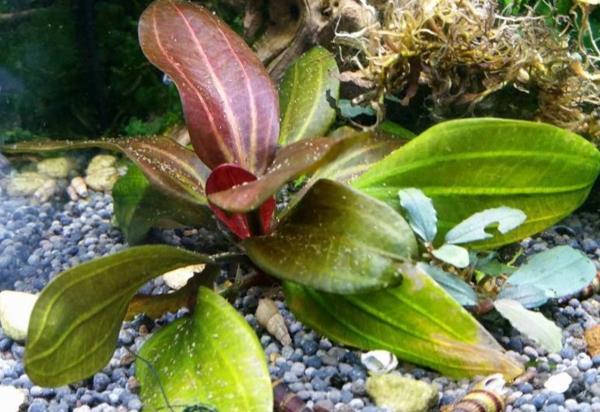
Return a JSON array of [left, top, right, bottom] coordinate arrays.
[[2, 0, 600, 410]]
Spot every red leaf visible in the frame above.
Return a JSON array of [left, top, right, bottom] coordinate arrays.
[[206, 164, 275, 239], [207, 137, 344, 213], [138, 0, 279, 174]]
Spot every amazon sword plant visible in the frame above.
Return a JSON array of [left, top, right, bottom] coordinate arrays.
[[2, 0, 600, 410]]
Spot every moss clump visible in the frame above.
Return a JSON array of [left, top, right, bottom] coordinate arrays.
[[336, 0, 600, 143]]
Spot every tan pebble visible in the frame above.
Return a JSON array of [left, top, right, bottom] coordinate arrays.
[[120, 352, 136, 366], [70, 176, 88, 198], [126, 376, 141, 393], [33, 179, 57, 203]]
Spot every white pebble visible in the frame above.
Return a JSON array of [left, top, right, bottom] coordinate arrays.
[[544, 372, 573, 393]]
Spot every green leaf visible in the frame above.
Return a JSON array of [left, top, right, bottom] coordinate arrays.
[[244, 179, 417, 294], [2, 136, 210, 205], [304, 131, 404, 185], [422, 264, 478, 307], [432, 244, 470, 268], [445, 207, 526, 245], [494, 299, 562, 353], [377, 120, 416, 140], [279, 47, 340, 144], [25, 246, 212, 387], [502, 245, 597, 300], [283, 263, 524, 379], [277, 131, 403, 220], [114, 165, 213, 244], [398, 188, 438, 243], [353, 118, 600, 248], [137, 287, 272, 412]]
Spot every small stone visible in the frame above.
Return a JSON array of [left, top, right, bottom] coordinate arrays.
[[86, 155, 117, 174], [37, 157, 74, 178], [301, 339, 318, 355], [33, 179, 58, 203], [0, 385, 26, 412], [579, 356, 593, 371], [0, 291, 38, 341], [544, 372, 573, 393], [290, 362, 305, 377], [85, 168, 119, 192], [547, 393, 566, 405], [366, 373, 438, 412], [126, 377, 140, 394], [586, 325, 600, 357], [93, 373, 111, 392], [69, 177, 88, 198], [5, 172, 50, 197]]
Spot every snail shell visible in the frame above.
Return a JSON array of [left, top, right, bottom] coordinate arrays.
[[449, 374, 506, 412], [256, 298, 292, 346], [360, 350, 398, 374]]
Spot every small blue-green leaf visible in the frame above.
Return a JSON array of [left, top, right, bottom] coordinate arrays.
[[398, 188, 438, 243], [432, 244, 470, 268], [422, 263, 478, 306], [494, 299, 562, 353], [445, 207, 527, 245], [497, 284, 548, 308], [503, 245, 596, 300]]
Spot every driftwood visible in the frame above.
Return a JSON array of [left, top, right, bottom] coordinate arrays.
[[214, 0, 377, 80]]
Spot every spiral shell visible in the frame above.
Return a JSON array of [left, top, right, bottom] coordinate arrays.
[[579, 270, 600, 299], [449, 374, 506, 412], [256, 298, 292, 346]]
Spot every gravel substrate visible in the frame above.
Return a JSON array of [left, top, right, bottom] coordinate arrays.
[[0, 175, 598, 411]]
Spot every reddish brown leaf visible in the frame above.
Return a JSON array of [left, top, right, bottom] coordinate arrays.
[[138, 0, 279, 174], [206, 164, 275, 238]]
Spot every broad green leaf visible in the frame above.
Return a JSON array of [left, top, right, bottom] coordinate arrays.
[[494, 299, 562, 353], [2, 136, 210, 205], [398, 188, 438, 243], [422, 264, 478, 307], [502, 245, 596, 300], [353, 118, 600, 248], [113, 165, 213, 244], [377, 120, 416, 140], [311, 132, 404, 184], [139, 0, 279, 174], [284, 263, 524, 379], [25, 246, 212, 386], [277, 132, 403, 221], [445, 207, 526, 245], [244, 179, 417, 294], [279, 47, 340, 144], [496, 284, 548, 309], [432, 244, 470, 268], [137, 287, 272, 412]]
